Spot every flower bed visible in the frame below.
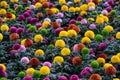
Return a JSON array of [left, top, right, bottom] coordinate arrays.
[[0, 0, 120, 80]]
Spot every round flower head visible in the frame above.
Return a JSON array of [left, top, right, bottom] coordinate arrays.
[[66, 1, 73, 6], [23, 76, 32, 80], [106, 7, 112, 12], [72, 56, 82, 66], [52, 21, 60, 29], [56, 19, 62, 23], [81, 19, 87, 24], [111, 55, 120, 63], [14, 4, 18, 8], [0, 24, 9, 31], [21, 57, 29, 64], [33, 70, 40, 78], [73, 44, 79, 52], [70, 74, 79, 80], [1, 71, 7, 77], [34, 49, 45, 56], [0, 64, 6, 71], [10, 26, 17, 33], [40, 66, 50, 75], [18, 15, 25, 20], [53, 56, 64, 64], [18, 45, 26, 52], [9, 32, 19, 40], [54, 28, 63, 34], [44, 18, 51, 23], [98, 53, 107, 60], [35, 23, 42, 28], [81, 47, 90, 55], [104, 2, 110, 7], [101, 29, 109, 36], [10, 50, 19, 56], [61, 48, 71, 56], [57, 12, 64, 18], [89, 6, 95, 11], [24, 12, 30, 17], [84, 30, 95, 39], [69, 19, 76, 24], [97, 58, 105, 63], [26, 68, 35, 75], [27, 10, 32, 15], [58, 76, 68, 80], [84, 67, 93, 73], [59, 31, 68, 37], [98, 42, 107, 50], [24, 38, 33, 47], [81, 37, 91, 44], [30, 5, 35, 9], [89, 74, 102, 80], [116, 32, 120, 39], [13, 43, 21, 50], [105, 66, 117, 76], [30, 58, 40, 67], [49, 2, 54, 8], [77, 16, 83, 21], [0, 33, 3, 41], [67, 30, 77, 37], [108, 0, 115, 6], [35, 2, 42, 9], [18, 71, 26, 78], [43, 61, 52, 68], [101, 10, 108, 15], [104, 25, 114, 32], [80, 69, 89, 77], [55, 39, 66, 48], [96, 17, 104, 24], [95, 34, 103, 42], [43, 78, 50, 80], [34, 34, 43, 43], [90, 60, 99, 68], [16, 28, 24, 34]]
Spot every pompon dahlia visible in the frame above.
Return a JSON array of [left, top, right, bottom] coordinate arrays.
[[43, 78, 50, 80], [21, 57, 30, 64], [40, 66, 50, 75], [70, 74, 79, 80], [89, 74, 102, 80], [52, 21, 60, 29], [72, 56, 82, 66], [43, 61, 52, 68], [13, 43, 21, 50], [58, 76, 68, 80], [10, 26, 17, 33], [10, 33, 19, 41], [98, 42, 107, 50], [23, 76, 32, 80], [30, 58, 40, 67], [105, 66, 117, 76], [98, 53, 107, 60], [42, 2, 49, 8], [24, 38, 33, 47], [46, 9, 54, 16], [80, 69, 89, 77]]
